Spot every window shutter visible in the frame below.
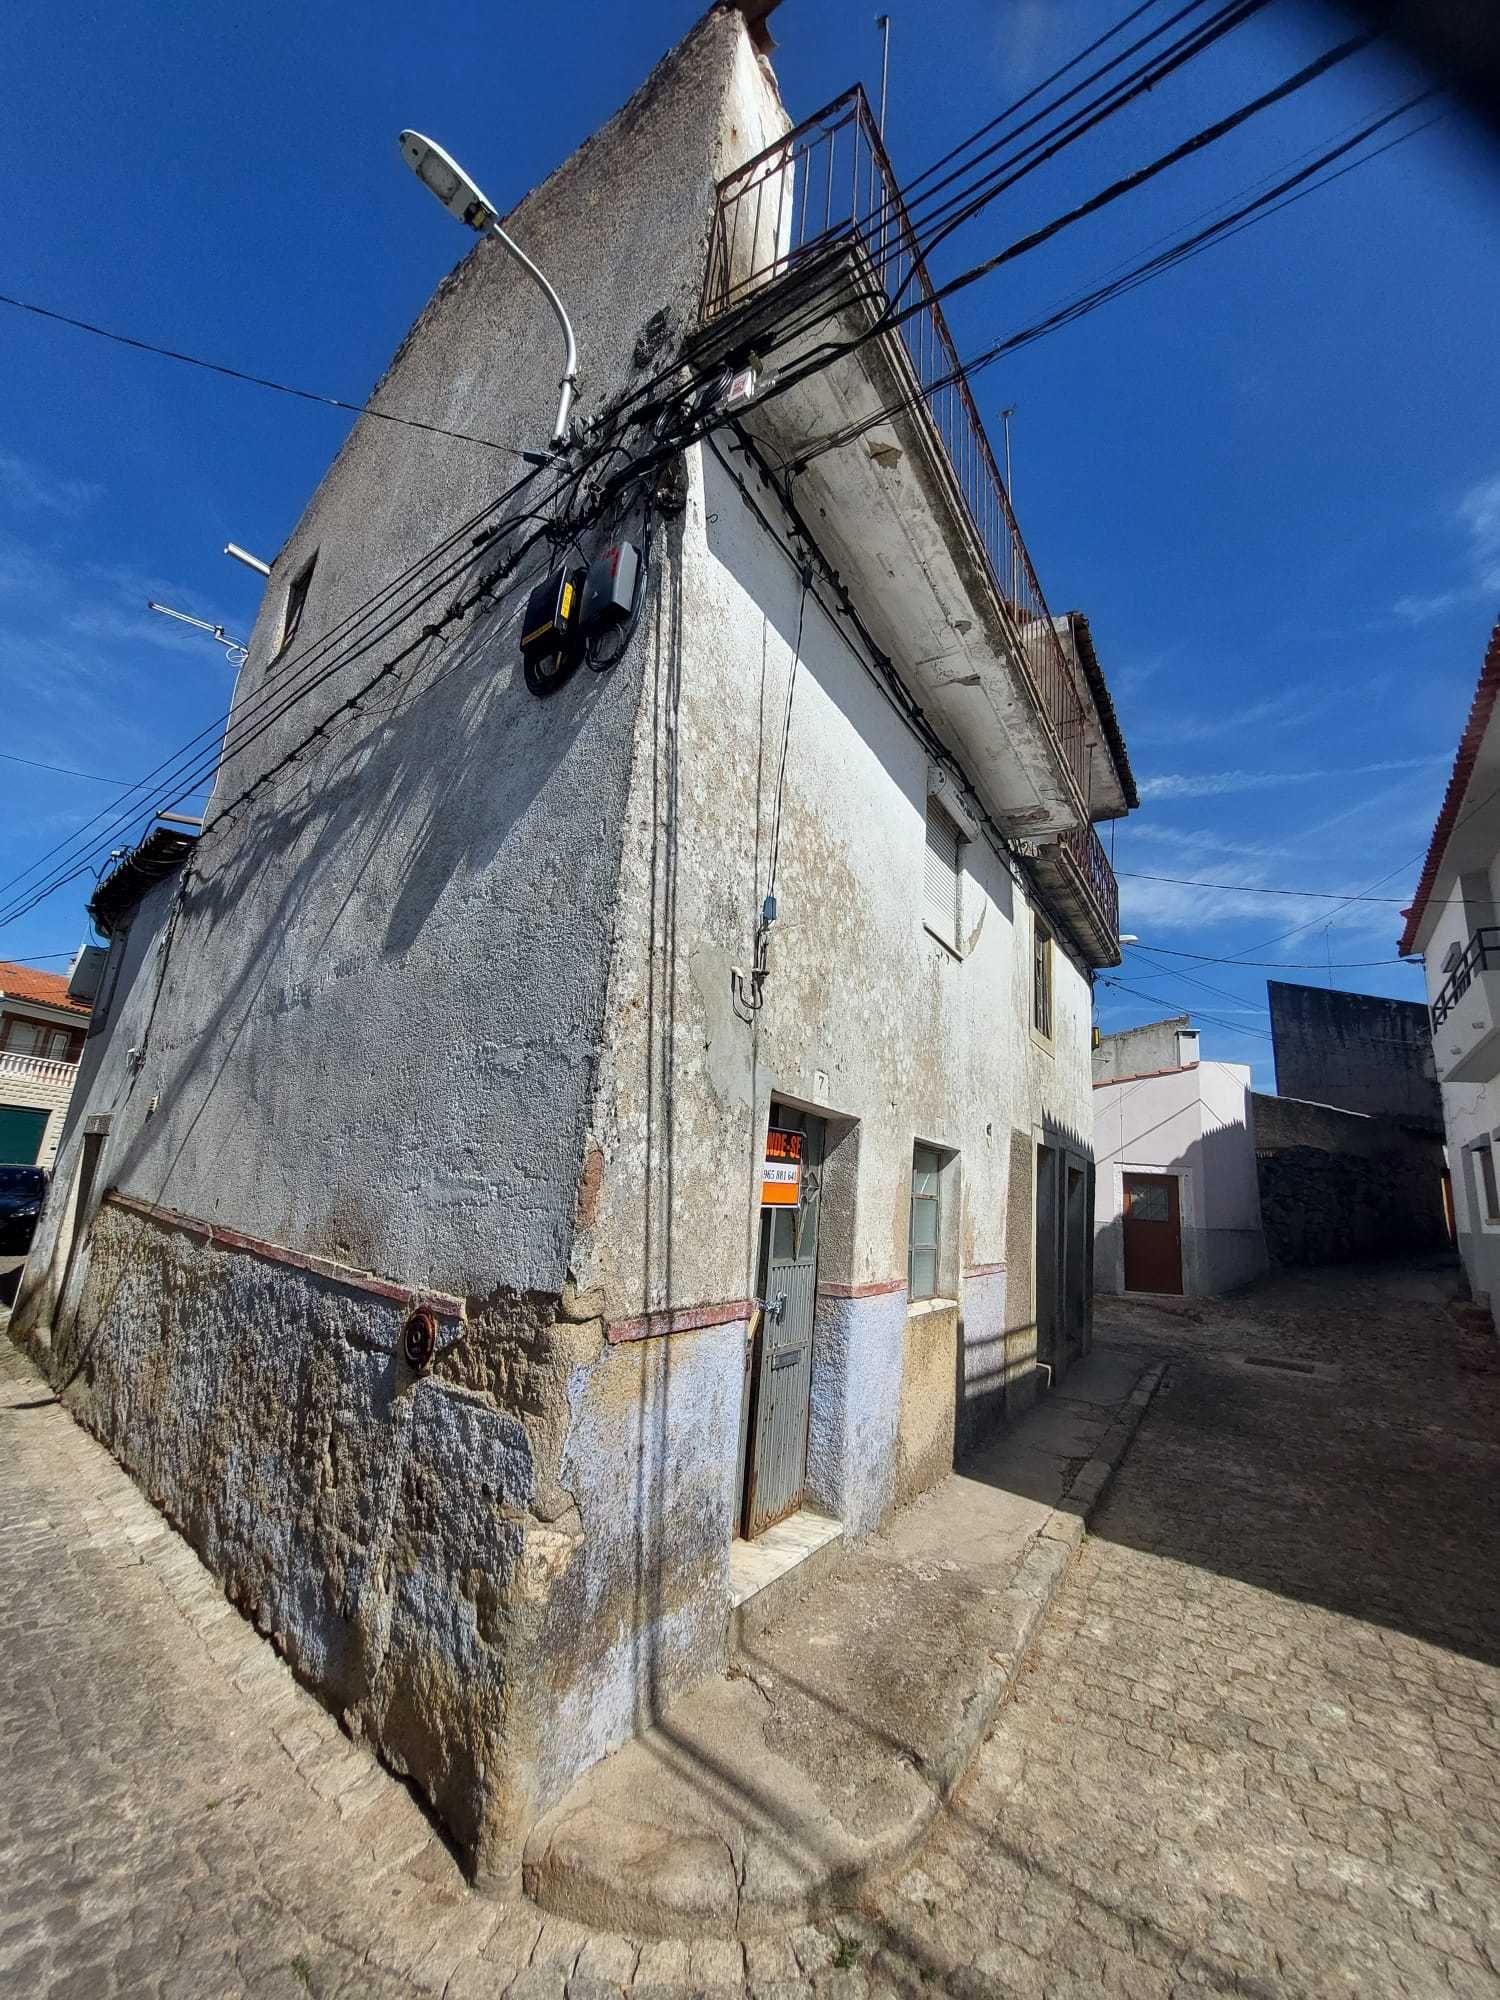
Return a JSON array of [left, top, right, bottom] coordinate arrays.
[[924, 799, 961, 944]]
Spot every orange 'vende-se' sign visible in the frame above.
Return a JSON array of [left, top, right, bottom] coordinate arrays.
[[762, 1127, 803, 1206]]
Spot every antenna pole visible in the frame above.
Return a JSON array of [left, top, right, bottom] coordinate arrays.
[[875, 15, 891, 139], [1000, 404, 1017, 603]]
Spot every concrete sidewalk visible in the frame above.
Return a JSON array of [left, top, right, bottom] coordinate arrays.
[[525, 1345, 1165, 1940]]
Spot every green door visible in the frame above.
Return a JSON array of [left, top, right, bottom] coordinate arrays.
[[0, 1105, 49, 1165]]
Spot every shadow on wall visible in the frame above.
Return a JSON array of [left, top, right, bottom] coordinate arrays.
[[1253, 1093, 1450, 1269], [1095, 1097, 1265, 1299], [25, 547, 641, 1368], [955, 1109, 1094, 1460], [13, 536, 668, 1870]]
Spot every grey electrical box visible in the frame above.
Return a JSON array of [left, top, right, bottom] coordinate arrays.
[[580, 543, 641, 635]]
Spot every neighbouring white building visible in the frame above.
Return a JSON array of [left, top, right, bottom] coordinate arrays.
[[1400, 614, 1500, 1321], [14, 2, 1134, 1877], [0, 958, 93, 1168], [1092, 1015, 1267, 1297]]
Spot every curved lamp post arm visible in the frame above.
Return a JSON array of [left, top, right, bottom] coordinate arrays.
[[398, 129, 580, 451], [484, 221, 578, 446]]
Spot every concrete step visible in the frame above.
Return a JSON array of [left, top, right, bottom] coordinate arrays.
[[522, 1347, 1165, 1939]]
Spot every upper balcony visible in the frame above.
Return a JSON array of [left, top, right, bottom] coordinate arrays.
[[1430, 927, 1500, 1084], [697, 86, 1121, 859], [1033, 822, 1122, 969]]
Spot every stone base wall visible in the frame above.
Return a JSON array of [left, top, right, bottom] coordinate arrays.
[[30, 1195, 739, 1878], [1253, 1093, 1449, 1269]]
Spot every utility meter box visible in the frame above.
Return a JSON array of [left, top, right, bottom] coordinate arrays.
[[521, 565, 581, 662], [580, 543, 641, 636]]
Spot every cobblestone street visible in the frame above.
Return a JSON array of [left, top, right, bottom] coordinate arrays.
[[4, 1257, 1499, 1998]]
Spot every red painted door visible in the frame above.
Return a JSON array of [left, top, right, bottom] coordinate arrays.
[[1122, 1173, 1183, 1295]]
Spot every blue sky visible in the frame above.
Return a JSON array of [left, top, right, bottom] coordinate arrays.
[[2, 0, 1497, 1087]]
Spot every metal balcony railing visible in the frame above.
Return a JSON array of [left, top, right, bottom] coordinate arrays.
[[1058, 821, 1121, 958], [702, 86, 1088, 801], [1431, 927, 1500, 1029]]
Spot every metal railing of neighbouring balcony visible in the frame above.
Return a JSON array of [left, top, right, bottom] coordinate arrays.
[[701, 86, 1088, 800], [1431, 926, 1500, 1029], [1059, 820, 1121, 956]]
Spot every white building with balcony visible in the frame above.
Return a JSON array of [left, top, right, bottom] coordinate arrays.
[[1400, 615, 1500, 1319], [15, 1, 1134, 1880], [0, 959, 92, 1168]]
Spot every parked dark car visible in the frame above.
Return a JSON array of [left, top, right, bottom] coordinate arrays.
[[0, 1164, 48, 1305]]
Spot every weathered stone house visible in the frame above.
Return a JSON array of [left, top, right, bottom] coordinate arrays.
[[13, 2, 1133, 1875]]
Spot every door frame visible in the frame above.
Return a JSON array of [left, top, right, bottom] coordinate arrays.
[[739, 1104, 826, 1540], [1118, 1163, 1191, 1295]]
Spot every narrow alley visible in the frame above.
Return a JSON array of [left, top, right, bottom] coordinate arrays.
[[2, 1256, 1497, 1998]]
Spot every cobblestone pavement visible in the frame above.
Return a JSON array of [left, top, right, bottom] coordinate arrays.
[[4, 1257, 1500, 1998]]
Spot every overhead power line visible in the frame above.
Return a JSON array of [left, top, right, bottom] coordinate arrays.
[[1229, 770, 1500, 964], [0, 449, 565, 921], [1129, 943, 1418, 969], [1128, 942, 1275, 1011], [791, 96, 1435, 471], [1100, 974, 1276, 1039], [620, 0, 1272, 441], [1118, 868, 1408, 902], [900, 0, 1276, 262], [0, 749, 133, 787], [0, 417, 661, 932], [0, 291, 532, 461], [902, 0, 1183, 196], [771, 34, 1395, 462]]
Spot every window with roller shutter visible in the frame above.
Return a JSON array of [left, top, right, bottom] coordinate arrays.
[[924, 796, 962, 948]]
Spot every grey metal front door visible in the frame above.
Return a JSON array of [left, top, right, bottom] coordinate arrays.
[[743, 1112, 824, 1538]]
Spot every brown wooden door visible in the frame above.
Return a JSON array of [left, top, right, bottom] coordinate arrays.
[[1122, 1173, 1183, 1295]]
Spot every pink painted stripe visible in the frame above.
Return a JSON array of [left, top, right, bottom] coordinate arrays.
[[104, 1190, 466, 1322], [606, 1297, 750, 1346], [964, 1262, 1006, 1279], [816, 1277, 905, 1300]]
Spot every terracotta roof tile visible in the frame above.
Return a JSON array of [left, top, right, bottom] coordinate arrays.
[[0, 959, 91, 1015], [1399, 615, 1500, 957]]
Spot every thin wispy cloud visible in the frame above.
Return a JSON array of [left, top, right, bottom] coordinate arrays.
[[1130, 687, 1331, 748], [1121, 823, 1302, 864], [992, 0, 1056, 84], [1139, 757, 1440, 801], [1392, 471, 1500, 625], [0, 448, 101, 517]]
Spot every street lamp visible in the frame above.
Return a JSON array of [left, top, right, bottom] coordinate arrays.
[[398, 129, 579, 451]]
